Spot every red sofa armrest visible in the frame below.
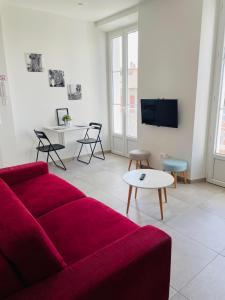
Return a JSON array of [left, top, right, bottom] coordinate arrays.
[[0, 162, 49, 186], [7, 226, 171, 300]]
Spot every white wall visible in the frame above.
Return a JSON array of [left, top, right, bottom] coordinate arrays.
[[1, 5, 109, 165], [0, 17, 17, 167], [191, 0, 217, 180], [138, 0, 216, 179]]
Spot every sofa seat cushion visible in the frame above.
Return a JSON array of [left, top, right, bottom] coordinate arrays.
[[38, 197, 138, 264], [11, 174, 85, 217], [0, 179, 66, 286]]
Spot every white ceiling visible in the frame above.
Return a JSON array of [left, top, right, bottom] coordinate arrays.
[[1, 0, 143, 21]]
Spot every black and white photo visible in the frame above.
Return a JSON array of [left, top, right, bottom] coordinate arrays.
[[67, 84, 82, 100], [49, 70, 65, 87], [26, 53, 43, 72]]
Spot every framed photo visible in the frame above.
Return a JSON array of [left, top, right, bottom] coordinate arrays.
[[67, 84, 82, 100], [49, 70, 65, 87], [25, 53, 43, 72], [56, 108, 69, 126]]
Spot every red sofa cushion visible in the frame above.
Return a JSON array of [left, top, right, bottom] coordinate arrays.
[[0, 179, 66, 285], [0, 162, 48, 186], [11, 173, 85, 217], [0, 253, 23, 299], [38, 197, 138, 264]]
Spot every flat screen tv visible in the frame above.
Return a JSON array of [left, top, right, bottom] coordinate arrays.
[[141, 99, 178, 128]]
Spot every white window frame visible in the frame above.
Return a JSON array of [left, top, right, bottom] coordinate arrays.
[[108, 24, 138, 156]]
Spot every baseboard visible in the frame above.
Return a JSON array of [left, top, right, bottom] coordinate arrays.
[[48, 150, 112, 165], [189, 178, 206, 183]]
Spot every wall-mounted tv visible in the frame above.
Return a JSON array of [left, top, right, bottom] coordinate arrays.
[[141, 99, 178, 128]]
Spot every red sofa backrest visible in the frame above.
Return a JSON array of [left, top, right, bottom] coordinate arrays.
[[0, 252, 23, 299], [0, 179, 66, 286]]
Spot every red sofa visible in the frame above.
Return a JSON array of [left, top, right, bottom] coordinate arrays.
[[0, 162, 171, 300]]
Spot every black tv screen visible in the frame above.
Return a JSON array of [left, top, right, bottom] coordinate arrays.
[[141, 99, 178, 128]]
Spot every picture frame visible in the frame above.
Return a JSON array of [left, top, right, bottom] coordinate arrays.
[[56, 108, 69, 126], [25, 53, 43, 72]]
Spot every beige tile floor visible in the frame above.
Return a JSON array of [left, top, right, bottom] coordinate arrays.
[[50, 153, 225, 300]]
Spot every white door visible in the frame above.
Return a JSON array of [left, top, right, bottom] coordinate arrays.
[[207, 3, 225, 187], [109, 28, 138, 156]]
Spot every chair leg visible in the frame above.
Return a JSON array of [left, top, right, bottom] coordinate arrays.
[[146, 160, 150, 169], [128, 160, 132, 171], [54, 150, 67, 170], [93, 141, 105, 160], [77, 144, 90, 164], [78, 141, 105, 165], [36, 150, 39, 162], [47, 152, 50, 163], [48, 151, 66, 171]]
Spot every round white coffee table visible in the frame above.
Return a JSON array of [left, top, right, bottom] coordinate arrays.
[[123, 169, 174, 220]]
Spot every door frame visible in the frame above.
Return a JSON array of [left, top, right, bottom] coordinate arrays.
[[108, 24, 138, 157], [207, 0, 225, 186]]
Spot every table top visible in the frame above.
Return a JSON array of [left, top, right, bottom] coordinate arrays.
[[123, 169, 174, 189], [45, 125, 91, 133]]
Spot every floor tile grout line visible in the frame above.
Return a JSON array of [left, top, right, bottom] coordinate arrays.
[[177, 254, 220, 296], [164, 222, 221, 255]]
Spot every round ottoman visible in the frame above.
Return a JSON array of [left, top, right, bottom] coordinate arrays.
[[128, 149, 151, 170], [163, 158, 188, 188]]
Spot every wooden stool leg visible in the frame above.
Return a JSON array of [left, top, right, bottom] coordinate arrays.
[[139, 160, 142, 168], [158, 188, 164, 220], [126, 185, 133, 214], [172, 172, 177, 188], [135, 187, 138, 199], [146, 160, 150, 169], [184, 171, 188, 184], [128, 159, 132, 171], [164, 188, 167, 203], [136, 161, 139, 169]]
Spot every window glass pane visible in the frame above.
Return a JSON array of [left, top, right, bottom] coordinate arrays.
[[216, 109, 225, 154], [112, 71, 122, 105], [216, 62, 225, 155], [127, 107, 137, 138], [127, 31, 138, 138], [112, 37, 122, 72], [128, 31, 138, 68], [113, 105, 123, 135]]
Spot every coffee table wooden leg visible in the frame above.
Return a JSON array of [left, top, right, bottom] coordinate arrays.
[[164, 188, 167, 203], [158, 188, 164, 220], [128, 159, 132, 171], [126, 185, 133, 214], [135, 187, 138, 199]]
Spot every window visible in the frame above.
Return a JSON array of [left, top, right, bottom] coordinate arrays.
[[127, 31, 138, 138], [112, 36, 123, 135]]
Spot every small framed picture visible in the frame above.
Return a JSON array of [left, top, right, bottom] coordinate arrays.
[[25, 53, 43, 72], [49, 70, 65, 87], [67, 84, 82, 100], [56, 108, 69, 126]]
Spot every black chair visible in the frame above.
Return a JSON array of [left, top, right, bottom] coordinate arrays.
[[76, 122, 105, 164], [34, 130, 66, 170]]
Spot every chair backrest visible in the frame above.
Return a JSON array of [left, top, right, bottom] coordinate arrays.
[[34, 130, 51, 146], [89, 122, 102, 131], [86, 122, 102, 140]]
